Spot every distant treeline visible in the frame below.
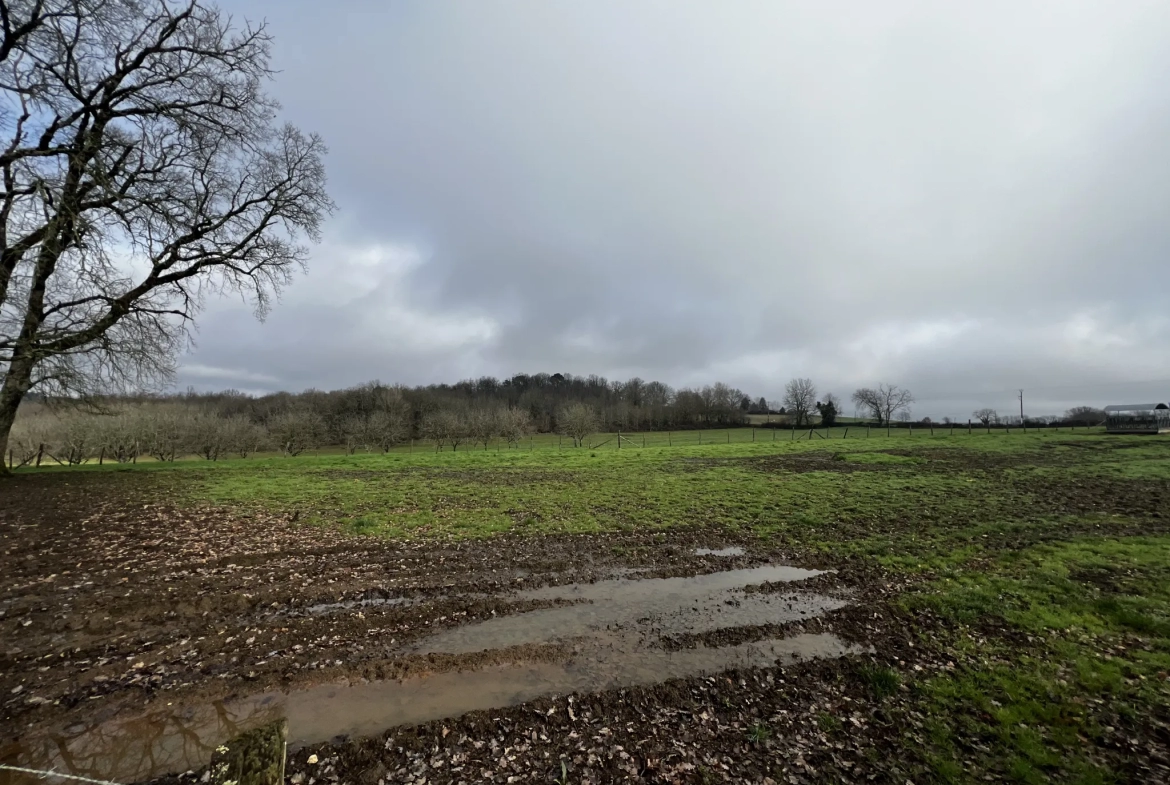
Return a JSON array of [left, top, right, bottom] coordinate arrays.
[[9, 374, 771, 465], [9, 374, 1109, 468]]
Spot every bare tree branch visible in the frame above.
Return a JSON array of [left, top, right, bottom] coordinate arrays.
[[0, 0, 332, 466]]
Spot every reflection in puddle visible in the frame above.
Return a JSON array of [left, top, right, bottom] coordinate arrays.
[[2, 565, 853, 785], [2, 634, 855, 785], [414, 564, 840, 654], [1, 701, 284, 785], [694, 546, 745, 557]]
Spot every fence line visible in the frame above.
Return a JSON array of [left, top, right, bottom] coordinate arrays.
[[8, 421, 1110, 469]]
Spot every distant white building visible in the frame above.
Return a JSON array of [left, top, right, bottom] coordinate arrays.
[[1104, 403, 1170, 434]]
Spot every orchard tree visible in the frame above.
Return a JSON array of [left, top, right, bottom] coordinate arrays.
[[498, 407, 531, 448], [0, 0, 333, 472], [559, 402, 598, 447]]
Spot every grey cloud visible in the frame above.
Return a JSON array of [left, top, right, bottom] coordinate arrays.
[[179, 0, 1170, 416]]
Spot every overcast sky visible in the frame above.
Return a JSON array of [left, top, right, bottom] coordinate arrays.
[[181, 0, 1170, 419]]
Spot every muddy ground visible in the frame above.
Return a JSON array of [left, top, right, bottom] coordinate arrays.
[[2, 449, 1168, 784]]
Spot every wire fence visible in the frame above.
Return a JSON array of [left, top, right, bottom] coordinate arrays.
[[10, 421, 1110, 469], [411, 420, 1107, 455]]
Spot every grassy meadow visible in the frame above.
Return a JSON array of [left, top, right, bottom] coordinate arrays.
[[18, 428, 1170, 782]]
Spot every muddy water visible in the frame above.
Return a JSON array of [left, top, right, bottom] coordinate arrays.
[[694, 546, 745, 556], [414, 565, 842, 654], [2, 565, 854, 785]]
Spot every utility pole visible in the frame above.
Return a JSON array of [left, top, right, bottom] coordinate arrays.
[[1018, 389, 1024, 421]]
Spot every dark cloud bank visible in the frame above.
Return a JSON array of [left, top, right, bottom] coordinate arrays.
[[181, 1, 1170, 419]]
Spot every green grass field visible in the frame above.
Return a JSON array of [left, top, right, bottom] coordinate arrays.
[[18, 430, 1170, 781]]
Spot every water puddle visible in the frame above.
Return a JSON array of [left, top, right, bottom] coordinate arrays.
[[1, 634, 854, 785], [414, 565, 841, 654], [1, 565, 855, 785], [694, 546, 745, 557], [296, 596, 413, 616]]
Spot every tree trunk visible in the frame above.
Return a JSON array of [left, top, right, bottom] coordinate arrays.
[[0, 354, 35, 476]]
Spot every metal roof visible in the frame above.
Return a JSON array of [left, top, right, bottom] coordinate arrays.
[[1104, 403, 1168, 412]]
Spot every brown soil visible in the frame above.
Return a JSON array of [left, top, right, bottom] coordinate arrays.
[[0, 474, 840, 738]]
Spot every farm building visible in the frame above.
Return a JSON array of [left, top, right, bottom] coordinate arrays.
[[1104, 403, 1170, 434]]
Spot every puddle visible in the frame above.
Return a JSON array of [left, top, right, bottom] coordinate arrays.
[[1, 634, 855, 785], [296, 596, 413, 616], [414, 565, 842, 654], [694, 546, 745, 557], [1, 565, 854, 785]]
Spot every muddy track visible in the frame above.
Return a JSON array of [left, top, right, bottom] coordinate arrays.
[[1, 472, 880, 783]]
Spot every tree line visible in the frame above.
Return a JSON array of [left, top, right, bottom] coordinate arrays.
[[7, 374, 766, 466]]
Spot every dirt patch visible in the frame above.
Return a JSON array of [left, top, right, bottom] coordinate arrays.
[[0, 471, 852, 782]]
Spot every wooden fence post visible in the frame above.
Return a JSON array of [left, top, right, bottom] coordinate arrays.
[[843, 427, 849, 439]]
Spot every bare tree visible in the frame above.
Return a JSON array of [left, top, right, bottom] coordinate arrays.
[[498, 407, 531, 448], [141, 405, 187, 462], [783, 378, 817, 427], [7, 413, 52, 466], [421, 409, 467, 451], [53, 412, 95, 464], [224, 415, 266, 458], [852, 388, 879, 423], [973, 408, 999, 426], [853, 384, 914, 425], [364, 410, 406, 452], [339, 415, 367, 455], [559, 402, 598, 447], [189, 411, 231, 460], [268, 410, 322, 457], [446, 410, 469, 451], [93, 409, 143, 463], [464, 407, 495, 450], [0, 0, 333, 472]]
